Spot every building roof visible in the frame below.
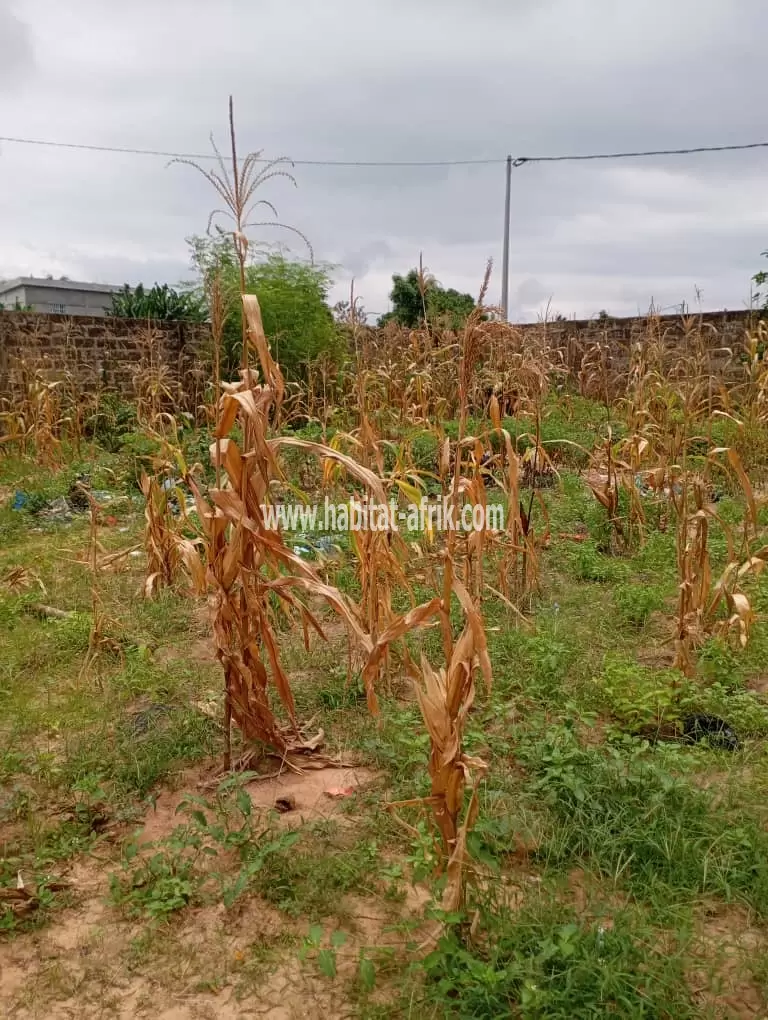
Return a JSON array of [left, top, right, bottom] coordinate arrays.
[[0, 277, 121, 295]]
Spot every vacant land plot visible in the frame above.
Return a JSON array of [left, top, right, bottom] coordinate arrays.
[[4, 307, 768, 1019]]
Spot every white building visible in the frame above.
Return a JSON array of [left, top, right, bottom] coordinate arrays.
[[0, 277, 121, 317]]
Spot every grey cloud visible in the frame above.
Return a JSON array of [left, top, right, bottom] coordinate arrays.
[[0, 2, 33, 88], [1, 0, 767, 322], [337, 240, 394, 280]]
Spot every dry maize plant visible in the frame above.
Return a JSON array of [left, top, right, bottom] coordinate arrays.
[[0, 566, 46, 595], [131, 324, 187, 433], [741, 321, 768, 420], [78, 494, 124, 685], [583, 429, 650, 554], [327, 358, 427, 652], [365, 579, 490, 910], [671, 445, 766, 675], [0, 353, 66, 466], [485, 399, 542, 603], [172, 95, 310, 372], [439, 264, 494, 659], [191, 295, 400, 766], [324, 391, 425, 687], [140, 472, 206, 599]]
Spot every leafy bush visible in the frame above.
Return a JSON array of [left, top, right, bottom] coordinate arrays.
[[494, 630, 575, 705], [571, 543, 629, 583], [117, 431, 163, 488], [110, 844, 198, 919], [518, 727, 768, 915], [697, 636, 744, 689], [694, 682, 768, 738], [421, 901, 694, 1018], [614, 583, 666, 629], [110, 283, 207, 322], [597, 658, 690, 732]]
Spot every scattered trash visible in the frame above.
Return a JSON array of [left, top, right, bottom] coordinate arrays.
[[325, 786, 356, 799], [292, 534, 343, 560], [40, 497, 74, 522], [130, 550, 143, 558], [314, 535, 338, 553], [682, 713, 740, 751], [68, 476, 92, 512], [634, 474, 683, 498], [10, 479, 122, 526]]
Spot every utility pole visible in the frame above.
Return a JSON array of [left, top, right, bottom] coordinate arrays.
[[500, 154, 512, 321]]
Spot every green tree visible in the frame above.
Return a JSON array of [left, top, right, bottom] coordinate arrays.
[[189, 235, 342, 380], [378, 268, 475, 329], [246, 257, 341, 380], [428, 287, 476, 329], [753, 250, 768, 309], [111, 283, 207, 321], [378, 270, 428, 328]]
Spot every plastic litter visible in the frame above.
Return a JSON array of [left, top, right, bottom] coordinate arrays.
[[324, 786, 356, 799], [39, 497, 74, 522], [682, 714, 740, 751], [291, 534, 343, 560]]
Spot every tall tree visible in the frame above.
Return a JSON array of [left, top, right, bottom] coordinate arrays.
[[189, 235, 343, 379], [378, 268, 475, 329]]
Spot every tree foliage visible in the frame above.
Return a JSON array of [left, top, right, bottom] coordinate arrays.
[[111, 283, 207, 322], [378, 268, 476, 330], [189, 235, 343, 380], [753, 250, 768, 310]]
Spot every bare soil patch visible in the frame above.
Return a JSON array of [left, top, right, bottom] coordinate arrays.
[[689, 903, 767, 1019]]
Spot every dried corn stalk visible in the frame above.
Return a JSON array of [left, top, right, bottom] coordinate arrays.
[[672, 448, 766, 674], [367, 579, 490, 911], [193, 294, 434, 766], [140, 473, 206, 598]]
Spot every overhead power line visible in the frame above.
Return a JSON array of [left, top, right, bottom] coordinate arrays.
[[513, 140, 768, 165], [0, 134, 767, 167]]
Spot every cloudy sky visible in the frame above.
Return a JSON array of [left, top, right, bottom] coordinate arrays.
[[1, 0, 767, 321]]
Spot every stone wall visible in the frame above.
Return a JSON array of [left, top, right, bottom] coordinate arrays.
[[0, 311, 211, 403], [530, 309, 753, 346], [0, 306, 758, 408], [538, 308, 752, 361], [520, 309, 758, 391]]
